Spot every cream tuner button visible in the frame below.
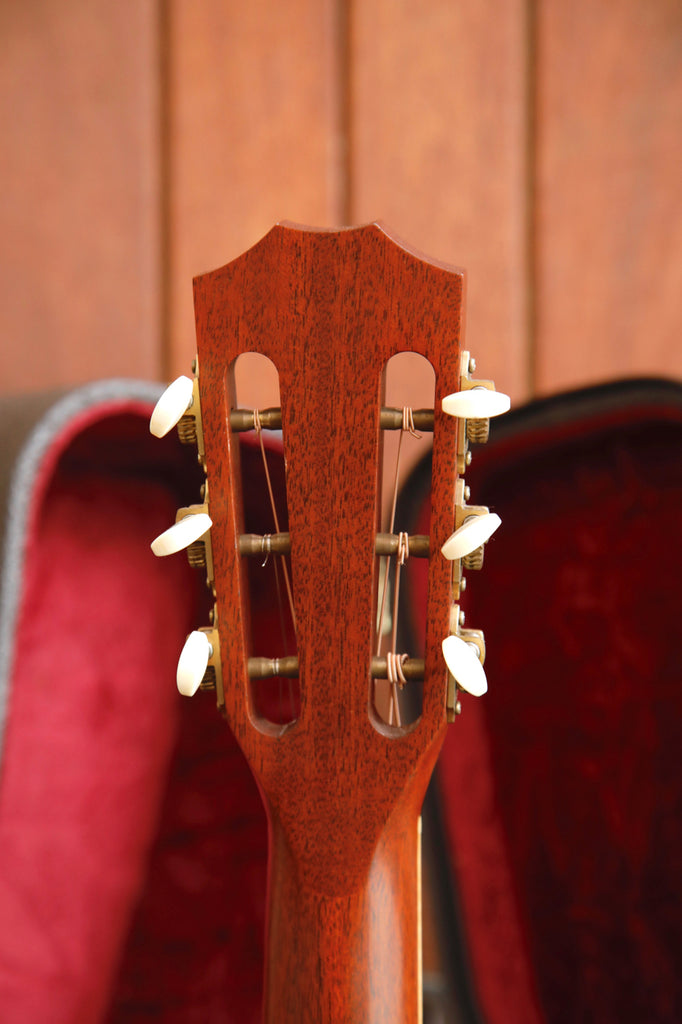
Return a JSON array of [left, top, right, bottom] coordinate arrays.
[[442, 635, 488, 697], [151, 512, 212, 556], [441, 512, 501, 561], [442, 387, 511, 420], [177, 631, 211, 696], [149, 376, 194, 438]]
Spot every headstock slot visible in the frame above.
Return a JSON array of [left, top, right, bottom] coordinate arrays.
[[231, 352, 299, 728], [373, 352, 435, 730]]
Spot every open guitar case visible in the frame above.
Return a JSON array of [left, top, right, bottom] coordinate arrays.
[[0, 377, 680, 1022], [401, 377, 682, 1024]]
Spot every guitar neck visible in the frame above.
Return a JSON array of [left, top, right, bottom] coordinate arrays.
[[264, 785, 426, 1023]]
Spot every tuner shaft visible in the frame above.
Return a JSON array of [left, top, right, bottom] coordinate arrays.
[[229, 407, 435, 432], [374, 533, 429, 557], [247, 656, 425, 681], [240, 532, 429, 557]]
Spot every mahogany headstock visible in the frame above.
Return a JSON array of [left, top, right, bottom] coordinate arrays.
[[151, 222, 509, 881]]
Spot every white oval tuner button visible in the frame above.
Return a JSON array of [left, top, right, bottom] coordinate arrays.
[[177, 630, 211, 696], [442, 635, 488, 697], [149, 376, 194, 437], [151, 512, 212, 557], [441, 512, 501, 561], [442, 387, 511, 420]]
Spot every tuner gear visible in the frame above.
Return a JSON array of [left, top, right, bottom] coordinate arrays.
[[463, 545, 485, 571], [466, 417, 490, 444]]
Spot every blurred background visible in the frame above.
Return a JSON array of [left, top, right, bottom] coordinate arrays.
[[2, 0, 680, 407]]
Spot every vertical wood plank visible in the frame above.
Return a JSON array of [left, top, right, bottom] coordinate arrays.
[[535, 0, 682, 392], [167, 0, 342, 399], [350, 0, 530, 417], [0, 0, 161, 393]]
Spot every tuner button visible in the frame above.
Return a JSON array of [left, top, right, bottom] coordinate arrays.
[[177, 630, 211, 696], [442, 635, 488, 697], [441, 512, 501, 561], [151, 512, 212, 557], [442, 387, 511, 420], [149, 376, 194, 438]]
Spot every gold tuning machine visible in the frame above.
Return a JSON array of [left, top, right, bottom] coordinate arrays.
[[176, 626, 224, 707], [441, 479, 501, 571], [177, 360, 206, 468], [444, 603, 487, 720], [442, 351, 511, 474], [176, 501, 214, 590]]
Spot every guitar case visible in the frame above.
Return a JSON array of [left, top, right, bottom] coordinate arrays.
[[0, 378, 680, 1023], [0, 381, 277, 1024], [399, 378, 682, 1024]]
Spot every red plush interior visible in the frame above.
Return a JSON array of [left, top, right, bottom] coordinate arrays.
[[0, 405, 274, 1023], [404, 388, 682, 1024], [4, 386, 680, 1023]]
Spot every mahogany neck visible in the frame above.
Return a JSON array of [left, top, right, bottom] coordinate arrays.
[[263, 794, 425, 1024]]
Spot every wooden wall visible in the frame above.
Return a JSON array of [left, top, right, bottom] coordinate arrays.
[[2, 0, 681, 406]]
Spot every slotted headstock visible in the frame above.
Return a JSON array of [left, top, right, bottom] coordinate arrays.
[[195, 224, 459, 817], [150, 223, 510, 1021]]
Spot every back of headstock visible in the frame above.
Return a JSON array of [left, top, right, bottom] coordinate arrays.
[[149, 223, 509, 1022]]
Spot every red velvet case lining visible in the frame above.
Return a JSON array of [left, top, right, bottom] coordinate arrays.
[[404, 385, 682, 1024], [0, 405, 275, 1023], [4, 385, 680, 1023]]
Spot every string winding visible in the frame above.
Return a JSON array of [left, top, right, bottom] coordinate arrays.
[[386, 652, 408, 687]]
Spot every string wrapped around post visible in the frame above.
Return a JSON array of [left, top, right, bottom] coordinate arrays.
[[401, 406, 422, 439], [385, 651, 409, 688]]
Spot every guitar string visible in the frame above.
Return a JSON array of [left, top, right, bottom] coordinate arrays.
[[376, 407, 421, 725], [253, 409, 297, 721], [259, 534, 292, 720]]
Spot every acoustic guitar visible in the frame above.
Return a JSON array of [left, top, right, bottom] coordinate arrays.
[[148, 223, 509, 1023]]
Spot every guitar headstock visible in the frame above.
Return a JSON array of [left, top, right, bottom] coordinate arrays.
[[150, 223, 509, 879]]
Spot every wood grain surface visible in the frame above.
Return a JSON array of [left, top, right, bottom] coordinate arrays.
[[166, 0, 343, 395], [534, 0, 682, 391], [194, 224, 462, 1021], [0, 0, 161, 391]]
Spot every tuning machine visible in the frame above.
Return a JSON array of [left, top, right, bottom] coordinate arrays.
[[149, 358, 205, 467], [176, 626, 224, 705], [443, 604, 487, 718], [150, 502, 215, 589], [441, 478, 501, 571], [442, 351, 510, 474]]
